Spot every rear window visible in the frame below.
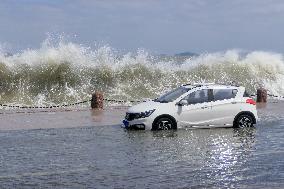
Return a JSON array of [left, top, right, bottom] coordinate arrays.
[[213, 89, 237, 101], [243, 90, 250, 97]]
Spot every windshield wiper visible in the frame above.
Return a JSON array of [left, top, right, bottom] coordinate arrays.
[[153, 99, 169, 103], [158, 100, 168, 103]]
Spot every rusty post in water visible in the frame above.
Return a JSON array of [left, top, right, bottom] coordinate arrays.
[[256, 88, 267, 103], [91, 91, 104, 109]]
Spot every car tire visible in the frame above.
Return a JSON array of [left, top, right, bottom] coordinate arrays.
[[234, 114, 254, 128], [152, 117, 176, 131]]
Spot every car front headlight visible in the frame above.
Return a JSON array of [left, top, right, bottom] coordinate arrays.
[[139, 109, 156, 119]]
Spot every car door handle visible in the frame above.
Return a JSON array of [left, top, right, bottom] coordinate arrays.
[[201, 106, 209, 109], [231, 102, 237, 104]]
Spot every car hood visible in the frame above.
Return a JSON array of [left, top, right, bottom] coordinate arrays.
[[127, 100, 172, 113]]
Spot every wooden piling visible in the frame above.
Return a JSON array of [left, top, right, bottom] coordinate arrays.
[[91, 91, 104, 109], [256, 88, 267, 103]]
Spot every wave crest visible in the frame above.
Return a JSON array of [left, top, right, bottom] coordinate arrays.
[[0, 40, 284, 106]]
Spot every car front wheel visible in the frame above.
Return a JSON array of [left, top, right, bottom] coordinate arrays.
[[152, 117, 176, 130]]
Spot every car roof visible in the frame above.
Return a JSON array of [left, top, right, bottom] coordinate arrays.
[[181, 83, 241, 89]]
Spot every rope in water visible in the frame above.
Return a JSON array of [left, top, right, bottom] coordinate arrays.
[[103, 98, 145, 103], [267, 94, 284, 98], [0, 100, 91, 109], [0, 94, 282, 109], [250, 93, 284, 98], [0, 98, 145, 109]]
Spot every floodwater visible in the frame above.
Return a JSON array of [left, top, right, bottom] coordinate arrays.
[[0, 101, 283, 188]]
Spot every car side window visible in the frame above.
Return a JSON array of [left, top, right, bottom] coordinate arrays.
[[213, 89, 237, 101], [183, 89, 209, 104]]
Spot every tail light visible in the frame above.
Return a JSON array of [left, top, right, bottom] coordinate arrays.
[[246, 98, 256, 105]]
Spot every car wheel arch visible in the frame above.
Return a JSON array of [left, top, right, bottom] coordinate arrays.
[[234, 111, 256, 125]]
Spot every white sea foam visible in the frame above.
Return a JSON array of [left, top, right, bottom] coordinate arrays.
[[0, 39, 284, 105]]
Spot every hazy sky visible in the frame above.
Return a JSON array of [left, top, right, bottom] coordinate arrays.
[[1, 0, 284, 54]]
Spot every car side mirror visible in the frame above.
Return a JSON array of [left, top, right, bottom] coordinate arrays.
[[176, 99, 188, 106]]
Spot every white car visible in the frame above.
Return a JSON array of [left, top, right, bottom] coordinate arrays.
[[122, 83, 258, 130]]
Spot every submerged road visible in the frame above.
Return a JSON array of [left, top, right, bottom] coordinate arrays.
[[0, 101, 283, 188]]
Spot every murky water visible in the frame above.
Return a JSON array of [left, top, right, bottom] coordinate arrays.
[[0, 103, 284, 188]]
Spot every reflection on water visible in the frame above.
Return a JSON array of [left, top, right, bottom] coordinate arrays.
[[91, 109, 104, 122], [124, 127, 257, 188]]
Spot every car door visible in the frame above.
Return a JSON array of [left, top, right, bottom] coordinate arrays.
[[177, 89, 213, 127], [209, 88, 239, 126]]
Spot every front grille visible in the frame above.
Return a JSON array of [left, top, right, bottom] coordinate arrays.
[[125, 113, 140, 121]]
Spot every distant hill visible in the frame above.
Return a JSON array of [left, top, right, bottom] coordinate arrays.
[[175, 52, 198, 57]]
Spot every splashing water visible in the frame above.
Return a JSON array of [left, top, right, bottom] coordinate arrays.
[[0, 39, 284, 106]]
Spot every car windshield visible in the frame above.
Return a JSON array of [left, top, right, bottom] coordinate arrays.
[[154, 87, 190, 103]]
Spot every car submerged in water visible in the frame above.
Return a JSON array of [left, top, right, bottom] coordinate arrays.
[[122, 83, 258, 130]]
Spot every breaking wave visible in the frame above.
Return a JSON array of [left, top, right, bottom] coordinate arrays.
[[0, 39, 284, 106]]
